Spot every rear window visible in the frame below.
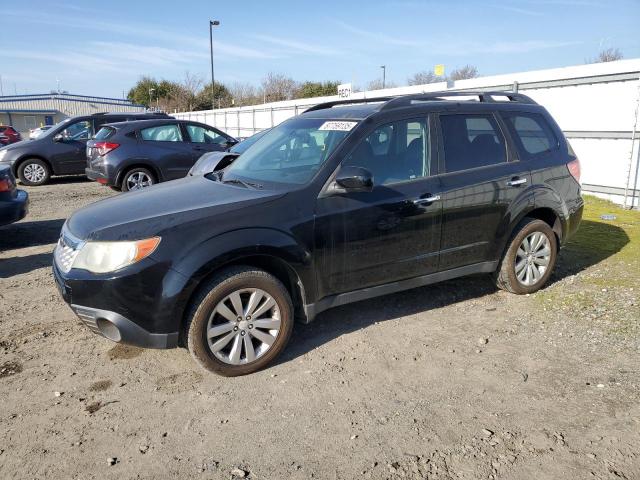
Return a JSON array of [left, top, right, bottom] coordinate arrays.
[[440, 113, 507, 173], [94, 127, 116, 140], [503, 113, 558, 158]]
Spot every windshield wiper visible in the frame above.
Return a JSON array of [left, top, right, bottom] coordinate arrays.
[[222, 178, 263, 189]]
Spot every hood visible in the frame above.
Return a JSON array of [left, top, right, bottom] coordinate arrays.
[[67, 175, 285, 241], [0, 139, 33, 151]]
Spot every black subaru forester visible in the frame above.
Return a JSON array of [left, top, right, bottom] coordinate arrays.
[[53, 92, 583, 376]]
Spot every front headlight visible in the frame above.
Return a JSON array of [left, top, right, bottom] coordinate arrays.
[[0, 149, 8, 162], [72, 237, 160, 273]]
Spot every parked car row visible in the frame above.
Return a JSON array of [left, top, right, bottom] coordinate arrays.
[[52, 91, 583, 376]]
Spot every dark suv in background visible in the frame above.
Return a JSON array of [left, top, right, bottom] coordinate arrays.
[[0, 112, 171, 186], [54, 91, 583, 376], [86, 119, 237, 191]]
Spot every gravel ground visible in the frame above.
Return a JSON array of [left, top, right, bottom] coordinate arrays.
[[0, 177, 639, 480]]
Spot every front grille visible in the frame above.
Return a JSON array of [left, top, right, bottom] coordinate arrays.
[[53, 226, 83, 273]]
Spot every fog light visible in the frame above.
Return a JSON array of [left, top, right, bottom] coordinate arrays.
[[96, 318, 122, 342]]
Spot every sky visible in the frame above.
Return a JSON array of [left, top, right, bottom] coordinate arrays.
[[1, 0, 639, 99]]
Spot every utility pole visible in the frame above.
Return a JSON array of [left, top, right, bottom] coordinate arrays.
[[380, 65, 386, 89], [209, 20, 220, 110]]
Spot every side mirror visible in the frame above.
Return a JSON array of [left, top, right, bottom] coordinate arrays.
[[334, 166, 374, 193], [53, 133, 64, 142]]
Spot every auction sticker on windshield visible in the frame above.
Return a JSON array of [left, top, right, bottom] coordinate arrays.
[[319, 121, 358, 132]]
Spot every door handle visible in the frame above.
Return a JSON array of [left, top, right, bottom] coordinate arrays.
[[507, 178, 527, 187], [413, 194, 441, 205]]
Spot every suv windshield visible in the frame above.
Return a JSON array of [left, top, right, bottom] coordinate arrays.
[[222, 118, 356, 185]]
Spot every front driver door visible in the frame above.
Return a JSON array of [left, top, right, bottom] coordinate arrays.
[[49, 119, 93, 174], [315, 116, 442, 298]]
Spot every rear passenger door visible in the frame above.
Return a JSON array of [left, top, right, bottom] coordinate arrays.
[[436, 112, 532, 271], [138, 123, 193, 180]]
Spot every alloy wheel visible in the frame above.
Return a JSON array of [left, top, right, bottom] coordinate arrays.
[[515, 231, 551, 286], [126, 172, 153, 190], [206, 288, 281, 365], [23, 163, 47, 183]]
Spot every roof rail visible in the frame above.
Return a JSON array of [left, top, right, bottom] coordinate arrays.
[[304, 97, 394, 113], [304, 91, 537, 114], [380, 91, 537, 110]]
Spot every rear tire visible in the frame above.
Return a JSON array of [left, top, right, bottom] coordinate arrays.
[[121, 167, 155, 192], [185, 266, 294, 376], [494, 218, 558, 294], [17, 158, 51, 186]]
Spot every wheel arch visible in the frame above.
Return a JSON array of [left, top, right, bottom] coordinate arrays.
[[169, 229, 313, 344], [115, 161, 163, 188], [14, 154, 52, 176]]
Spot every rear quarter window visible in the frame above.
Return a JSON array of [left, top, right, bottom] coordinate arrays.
[[503, 112, 559, 159], [94, 127, 116, 140]]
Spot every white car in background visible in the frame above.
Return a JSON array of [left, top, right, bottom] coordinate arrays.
[[29, 126, 52, 139]]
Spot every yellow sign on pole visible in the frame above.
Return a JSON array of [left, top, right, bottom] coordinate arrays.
[[434, 64, 445, 77]]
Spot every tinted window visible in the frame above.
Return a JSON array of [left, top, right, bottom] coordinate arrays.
[[140, 124, 183, 142], [94, 127, 115, 140], [343, 118, 430, 185], [186, 124, 226, 144], [61, 120, 92, 141], [440, 114, 506, 173], [505, 113, 558, 157]]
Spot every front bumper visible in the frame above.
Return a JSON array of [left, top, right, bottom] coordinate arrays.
[[71, 304, 179, 348], [52, 258, 181, 349], [0, 189, 29, 226]]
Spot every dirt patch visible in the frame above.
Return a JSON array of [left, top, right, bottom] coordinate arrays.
[[0, 181, 638, 479], [89, 380, 112, 392], [0, 361, 22, 378], [107, 344, 143, 360]]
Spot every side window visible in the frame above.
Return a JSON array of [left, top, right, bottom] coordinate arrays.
[[61, 120, 92, 141], [440, 114, 506, 173], [504, 113, 558, 157], [186, 124, 227, 144], [343, 118, 430, 185], [140, 124, 183, 142]]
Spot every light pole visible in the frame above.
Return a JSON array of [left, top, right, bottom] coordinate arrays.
[[209, 20, 220, 110], [148, 87, 155, 110], [380, 65, 386, 89]]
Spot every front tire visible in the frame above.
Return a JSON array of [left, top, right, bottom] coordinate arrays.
[[121, 167, 155, 192], [495, 218, 558, 294], [186, 266, 294, 376], [18, 158, 51, 186]]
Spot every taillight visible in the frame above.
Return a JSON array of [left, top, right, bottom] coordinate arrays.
[[93, 142, 120, 156], [0, 178, 13, 192], [567, 158, 580, 184]]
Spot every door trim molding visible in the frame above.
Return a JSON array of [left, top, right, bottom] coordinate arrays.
[[303, 260, 497, 322]]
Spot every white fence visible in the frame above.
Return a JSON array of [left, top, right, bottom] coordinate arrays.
[[176, 59, 640, 208]]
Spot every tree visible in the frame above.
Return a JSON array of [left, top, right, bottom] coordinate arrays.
[[407, 70, 445, 86], [296, 81, 341, 99], [448, 65, 479, 81], [228, 82, 260, 107], [127, 76, 171, 107], [366, 79, 397, 91], [194, 82, 232, 110], [260, 72, 298, 102], [589, 48, 623, 63]]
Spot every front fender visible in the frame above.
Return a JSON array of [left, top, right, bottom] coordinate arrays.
[[162, 228, 314, 325]]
